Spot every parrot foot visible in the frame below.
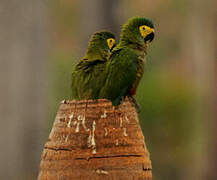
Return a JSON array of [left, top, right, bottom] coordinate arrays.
[[128, 96, 141, 113]]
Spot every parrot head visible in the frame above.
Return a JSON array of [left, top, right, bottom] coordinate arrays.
[[86, 31, 116, 60], [120, 16, 155, 48]]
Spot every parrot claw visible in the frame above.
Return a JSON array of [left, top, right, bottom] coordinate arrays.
[[128, 96, 141, 113]]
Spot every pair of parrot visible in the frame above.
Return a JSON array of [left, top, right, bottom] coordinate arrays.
[[71, 16, 155, 109]]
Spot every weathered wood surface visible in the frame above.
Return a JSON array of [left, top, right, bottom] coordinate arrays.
[[38, 99, 152, 180]]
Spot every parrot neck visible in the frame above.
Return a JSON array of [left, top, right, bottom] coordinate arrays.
[[85, 49, 107, 61], [119, 29, 146, 49], [118, 39, 147, 55]]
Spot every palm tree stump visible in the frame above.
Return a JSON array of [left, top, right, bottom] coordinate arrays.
[[38, 99, 152, 180]]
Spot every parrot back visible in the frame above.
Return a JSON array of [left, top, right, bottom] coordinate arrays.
[[99, 47, 138, 106]]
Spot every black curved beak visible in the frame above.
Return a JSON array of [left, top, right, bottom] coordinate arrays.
[[110, 43, 117, 51], [145, 32, 155, 43]]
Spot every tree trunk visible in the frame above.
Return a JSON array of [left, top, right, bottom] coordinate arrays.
[[0, 0, 49, 179], [183, 0, 217, 179], [38, 99, 152, 180], [80, 0, 120, 53]]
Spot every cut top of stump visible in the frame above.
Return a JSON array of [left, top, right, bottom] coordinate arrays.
[[38, 99, 152, 180]]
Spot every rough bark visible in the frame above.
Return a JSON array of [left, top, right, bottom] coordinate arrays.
[[38, 99, 152, 180]]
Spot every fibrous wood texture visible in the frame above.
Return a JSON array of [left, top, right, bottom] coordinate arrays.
[[38, 99, 152, 180]]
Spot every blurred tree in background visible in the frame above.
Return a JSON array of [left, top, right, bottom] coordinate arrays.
[[0, 0, 49, 179], [0, 0, 216, 179]]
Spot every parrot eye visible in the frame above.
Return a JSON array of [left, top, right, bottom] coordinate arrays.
[[107, 38, 116, 49], [139, 25, 155, 39]]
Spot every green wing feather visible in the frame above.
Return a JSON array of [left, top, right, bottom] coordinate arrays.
[[71, 59, 106, 99], [99, 47, 138, 106], [71, 64, 80, 99]]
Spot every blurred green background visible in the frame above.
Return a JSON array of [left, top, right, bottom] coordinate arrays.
[[0, 0, 216, 179]]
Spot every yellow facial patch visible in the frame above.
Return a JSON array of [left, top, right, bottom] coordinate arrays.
[[107, 38, 115, 49], [139, 25, 155, 38]]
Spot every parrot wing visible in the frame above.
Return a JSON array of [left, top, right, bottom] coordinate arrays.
[[72, 59, 106, 100], [99, 47, 138, 106], [71, 63, 81, 99]]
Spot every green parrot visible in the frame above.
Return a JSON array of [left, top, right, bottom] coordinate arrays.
[[71, 31, 116, 100], [99, 17, 155, 107]]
